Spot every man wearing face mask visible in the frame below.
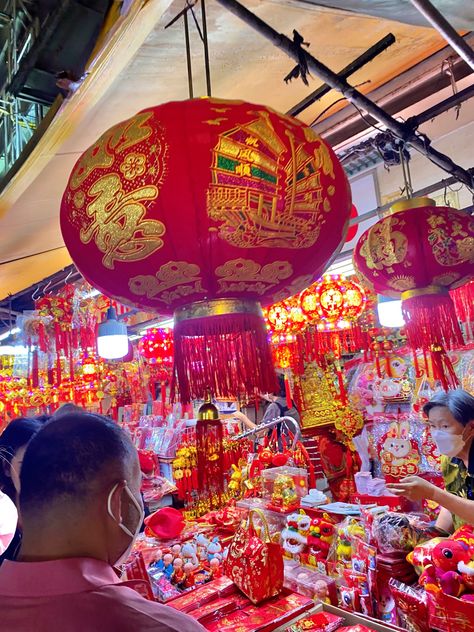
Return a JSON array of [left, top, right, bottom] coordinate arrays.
[[0, 412, 205, 632], [388, 389, 474, 532]]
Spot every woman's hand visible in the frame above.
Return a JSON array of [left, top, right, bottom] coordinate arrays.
[[232, 411, 247, 421], [386, 476, 438, 501]]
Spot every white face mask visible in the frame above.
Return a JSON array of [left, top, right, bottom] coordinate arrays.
[[431, 429, 465, 458], [107, 482, 144, 567]]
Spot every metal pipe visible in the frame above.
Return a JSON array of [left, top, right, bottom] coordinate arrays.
[[287, 33, 395, 117], [408, 0, 474, 72], [214, 0, 474, 189], [183, 11, 194, 98], [200, 0, 212, 96], [406, 82, 474, 129]]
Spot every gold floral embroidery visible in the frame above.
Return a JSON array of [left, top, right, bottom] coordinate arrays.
[[359, 217, 408, 271], [129, 261, 205, 305], [215, 259, 292, 295], [80, 173, 163, 269], [120, 153, 146, 180]]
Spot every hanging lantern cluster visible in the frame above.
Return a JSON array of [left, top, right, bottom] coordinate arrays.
[[138, 328, 174, 366], [354, 197, 473, 389], [264, 274, 367, 336]]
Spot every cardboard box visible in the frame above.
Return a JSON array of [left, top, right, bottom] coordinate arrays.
[[274, 603, 403, 632]]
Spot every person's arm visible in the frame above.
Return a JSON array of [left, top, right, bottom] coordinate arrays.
[[232, 411, 257, 430], [436, 506, 454, 533], [387, 476, 473, 527]]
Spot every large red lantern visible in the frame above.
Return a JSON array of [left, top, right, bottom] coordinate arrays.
[[61, 98, 351, 401], [354, 198, 473, 386]]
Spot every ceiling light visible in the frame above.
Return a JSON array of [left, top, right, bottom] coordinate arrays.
[[97, 307, 128, 360]]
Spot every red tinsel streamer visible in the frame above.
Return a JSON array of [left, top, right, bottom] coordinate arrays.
[[172, 312, 278, 403], [31, 350, 39, 388], [402, 293, 464, 351], [430, 347, 460, 391], [451, 281, 474, 340]]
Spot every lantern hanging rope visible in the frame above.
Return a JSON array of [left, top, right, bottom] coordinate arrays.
[[60, 98, 351, 401]]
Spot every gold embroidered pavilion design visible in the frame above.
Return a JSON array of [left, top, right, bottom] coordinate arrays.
[[207, 110, 336, 249]]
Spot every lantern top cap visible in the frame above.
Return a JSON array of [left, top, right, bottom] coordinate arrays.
[[389, 197, 436, 215], [198, 401, 220, 421]]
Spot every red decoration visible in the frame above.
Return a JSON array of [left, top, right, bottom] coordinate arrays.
[[354, 198, 473, 387], [138, 328, 174, 366], [300, 275, 366, 327], [61, 98, 351, 400], [345, 204, 358, 243]]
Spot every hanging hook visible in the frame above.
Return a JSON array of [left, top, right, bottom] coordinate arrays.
[[64, 267, 74, 284], [42, 280, 52, 296], [31, 284, 41, 302]]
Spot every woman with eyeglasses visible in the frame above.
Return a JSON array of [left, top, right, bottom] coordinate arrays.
[[388, 389, 474, 531]]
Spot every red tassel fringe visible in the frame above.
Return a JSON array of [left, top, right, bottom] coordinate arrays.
[[172, 311, 278, 403], [402, 293, 464, 350], [451, 280, 474, 341]]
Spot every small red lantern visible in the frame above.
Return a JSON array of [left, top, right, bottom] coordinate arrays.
[[138, 328, 174, 366], [139, 328, 174, 365], [61, 98, 351, 401], [81, 356, 98, 382], [354, 198, 473, 387]]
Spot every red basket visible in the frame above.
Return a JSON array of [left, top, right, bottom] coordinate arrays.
[[428, 591, 474, 631]]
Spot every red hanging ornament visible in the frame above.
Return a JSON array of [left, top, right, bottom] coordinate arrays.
[[60, 98, 351, 402], [138, 328, 174, 366], [196, 399, 224, 510], [354, 198, 473, 387]]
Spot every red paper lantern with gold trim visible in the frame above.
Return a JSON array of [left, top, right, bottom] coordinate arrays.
[[354, 198, 473, 386], [61, 98, 351, 401]]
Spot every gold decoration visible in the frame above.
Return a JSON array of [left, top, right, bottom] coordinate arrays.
[[433, 272, 461, 286], [207, 110, 332, 250], [299, 362, 363, 440], [120, 153, 147, 180], [359, 216, 408, 271], [70, 111, 153, 190], [387, 275, 416, 291], [129, 261, 205, 305], [174, 298, 262, 324], [298, 363, 342, 429], [215, 258, 292, 295], [80, 174, 163, 269]]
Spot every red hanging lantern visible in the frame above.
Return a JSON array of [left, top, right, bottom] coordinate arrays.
[[61, 98, 351, 401], [138, 328, 174, 366], [354, 198, 473, 387], [300, 275, 366, 327], [81, 356, 98, 383]]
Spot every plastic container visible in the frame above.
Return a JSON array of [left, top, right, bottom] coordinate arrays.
[[262, 466, 308, 513]]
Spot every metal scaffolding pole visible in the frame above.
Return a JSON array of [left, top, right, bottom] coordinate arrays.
[[214, 0, 474, 189], [408, 0, 474, 72]]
